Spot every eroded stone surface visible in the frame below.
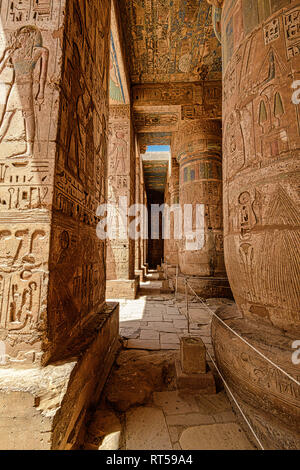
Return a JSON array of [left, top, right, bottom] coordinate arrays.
[[104, 349, 176, 412], [179, 423, 255, 450], [125, 407, 172, 450]]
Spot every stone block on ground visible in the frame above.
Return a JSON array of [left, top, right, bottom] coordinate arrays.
[[125, 407, 172, 450], [179, 423, 255, 450], [180, 336, 206, 374], [0, 303, 120, 450], [175, 360, 216, 395], [104, 350, 176, 412]]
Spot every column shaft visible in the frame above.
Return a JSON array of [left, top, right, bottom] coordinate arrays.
[[173, 119, 230, 297], [212, 0, 300, 449], [106, 105, 138, 299]]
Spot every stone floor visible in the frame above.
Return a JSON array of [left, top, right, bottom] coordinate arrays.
[[108, 271, 234, 357], [88, 272, 256, 451]]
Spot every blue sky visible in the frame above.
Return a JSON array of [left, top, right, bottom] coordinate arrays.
[[147, 145, 170, 152]]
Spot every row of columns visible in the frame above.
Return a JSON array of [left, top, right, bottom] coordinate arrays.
[[163, 119, 230, 298], [106, 105, 148, 299]]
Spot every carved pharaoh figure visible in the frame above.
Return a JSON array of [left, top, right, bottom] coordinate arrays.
[[109, 130, 127, 174], [0, 25, 49, 158]]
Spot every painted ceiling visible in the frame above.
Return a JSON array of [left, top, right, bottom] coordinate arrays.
[[119, 0, 222, 83], [142, 153, 170, 192]]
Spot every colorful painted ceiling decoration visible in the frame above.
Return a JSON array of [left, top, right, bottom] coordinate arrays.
[[142, 153, 170, 192], [119, 0, 222, 83], [110, 1, 130, 105], [110, 32, 126, 104]]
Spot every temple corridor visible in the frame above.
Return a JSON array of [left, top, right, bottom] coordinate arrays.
[[0, 0, 299, 452], [84, 271, 254, 450]]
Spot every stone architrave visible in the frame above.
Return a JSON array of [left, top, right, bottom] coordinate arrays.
[[212, 0, 300, 450]]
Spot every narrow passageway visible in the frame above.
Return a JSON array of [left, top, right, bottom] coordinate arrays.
[[84, 272, 255, 451]]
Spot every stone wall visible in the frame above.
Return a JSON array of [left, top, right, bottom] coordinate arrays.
[[106, 105, 135, 282], [47, 0, 111, 363]]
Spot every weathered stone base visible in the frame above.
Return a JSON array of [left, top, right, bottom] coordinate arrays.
[[143, 263, 149, 275], [106, 277, 139, 300], [212, 304, 300, 450], [175, 360, 216, 395], [163, 264, 177, 277], [177, 274, 232, 299], [160, 280, 174, 294], [135, 268, 146, 283], [0, 303, 119, 450]]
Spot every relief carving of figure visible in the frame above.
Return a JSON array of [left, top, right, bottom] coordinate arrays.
[[109, 130, 127, 174], [0, 26, 49, 158]]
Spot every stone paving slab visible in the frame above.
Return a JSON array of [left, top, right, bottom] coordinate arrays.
[[125, 339, 161, 350], [125, 407, 172, 450], [140, 330, 160, 340], [160, 333, 180, 344], [160, 343, 180, 350], [153, 391, 199, 415], [166, 413, 215, 426], [179, 423, 255, 450]]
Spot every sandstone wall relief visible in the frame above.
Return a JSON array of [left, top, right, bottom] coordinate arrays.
[[212, 0, 300, 450], [0, 0, 65, 365], [222, 0, 300, 330], [107, 105, 135, 282], [0, 0, 111, 364], [46, 0, 111, 362]]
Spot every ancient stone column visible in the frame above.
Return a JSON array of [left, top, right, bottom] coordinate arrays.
[[141, 188, 149, 273], [163, 177, 171, 264], [211, 0, 300, 450], [173, 119, 230, 297], [0, 0, 120, 450], [134, 140, 145, 282], [106, 105, 139, 299], [167, 157, 180, 269]]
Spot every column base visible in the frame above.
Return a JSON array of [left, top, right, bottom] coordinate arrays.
[[176, 360, 216, 395], [212, 304, 300, 450], [143, 263, 149, 275], [0, 303, 119, 450], [160, 280, 174, 294], [106, 277, 139, 300], [177, 274, 233, 299], [135, 268, 146, 283]]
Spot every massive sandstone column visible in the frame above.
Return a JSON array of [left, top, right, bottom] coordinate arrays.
[[0, 0, 119, 449], [134, 140, 145, 282], [211, 0, 300, 450], [163, 157, 180, 280], [173, 119, 230, 297], [106, 105, 138, 299]]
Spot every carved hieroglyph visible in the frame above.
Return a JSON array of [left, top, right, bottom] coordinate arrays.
[[173, 119, 226, 278], [119, 0, 221, 83], [107, 105, 135, 281], [0, 0, 111, 364], [0, 0, 64, 365], [164, 157, 180, 266], [222, 0, 300, 331], [213, 0, 300, 450]]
